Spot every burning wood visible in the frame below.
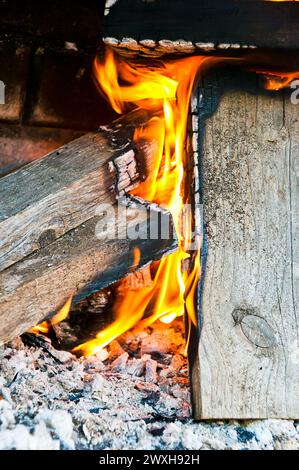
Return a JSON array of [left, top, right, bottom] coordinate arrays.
[[0, 0, 298, 431], [190, 69, 299, 420], [82, 48, 299, 419], [0, 110, 178, 346], [72, 49, 206, 358]]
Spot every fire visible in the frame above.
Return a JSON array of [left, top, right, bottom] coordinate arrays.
[[31, 47, 297, 356], [30, 295, 73, 335], [258, 70, 299, 90], [73, 50, 215, 356]]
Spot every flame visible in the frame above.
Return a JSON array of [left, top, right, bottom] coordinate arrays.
[[30, 321, 49, 335], [258, 70, 299, 90], [73, 50, 215, 356], [29, 46, 298, 356], [131, 247, 141, 270], [30, 295, 73, 335]]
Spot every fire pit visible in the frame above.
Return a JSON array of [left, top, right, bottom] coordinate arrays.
[[0, 0, 299, 452]]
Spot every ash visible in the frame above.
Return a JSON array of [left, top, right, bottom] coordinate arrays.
[[0, 319, 298, 450]]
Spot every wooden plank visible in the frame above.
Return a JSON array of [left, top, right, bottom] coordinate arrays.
[[0, 108, 177, 345], [0, 199, 177, 346], [0, 132, 114, 272], [104, 0, 299, 50], [0, 109, 155, 272], [192, 73, 299, 419]]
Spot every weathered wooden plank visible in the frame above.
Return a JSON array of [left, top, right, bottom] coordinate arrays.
[[0, 198, 177, 346], [104, 0, 299, 51], [192, 74, 299, 419], [0, 108, 177, 345], [0, 109, 155, 272], [0, 133, 114, 272]]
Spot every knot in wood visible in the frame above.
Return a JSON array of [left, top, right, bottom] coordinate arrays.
[[232, 308, 277, 349], [38, 229, 56, 249]]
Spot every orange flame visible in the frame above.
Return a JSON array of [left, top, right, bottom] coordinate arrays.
[[73, 50, 215, 356], [258, 70, 299, 90], [30, 295, 73, 335], [29, 46, 298, 356], [131, 247, 141, 270]]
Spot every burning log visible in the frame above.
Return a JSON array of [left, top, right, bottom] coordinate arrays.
[[0, 110, 178, 346], [0, 109, 157, 271], [50, 289, 114, 351]]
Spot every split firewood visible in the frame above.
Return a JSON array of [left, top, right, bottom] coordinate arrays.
[[0, 109, 178, 346]]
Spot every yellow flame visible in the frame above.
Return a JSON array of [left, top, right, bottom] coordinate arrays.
[[74, 50, 215, 356], [30, 321, 49, 335], [30, 47, 298, 356], [258, 70, 299, 90], [30, 294, 73, 335]]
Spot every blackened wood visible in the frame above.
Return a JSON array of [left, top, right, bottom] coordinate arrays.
[[51, 289, 113, 350], [104, 0, 299, 50]]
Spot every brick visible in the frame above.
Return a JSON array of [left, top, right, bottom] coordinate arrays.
[[0, 46, 30, 122], [28, 50, 116, 130], [0, 124, 83, 176]]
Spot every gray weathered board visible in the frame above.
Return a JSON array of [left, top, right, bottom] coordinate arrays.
[[0, 110, 177, 346], [191, 70, 299, 419]]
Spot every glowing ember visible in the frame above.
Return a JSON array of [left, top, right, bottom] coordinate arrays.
[[73, 50, 216, 356]]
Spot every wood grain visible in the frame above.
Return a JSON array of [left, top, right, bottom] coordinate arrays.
[[0, 200, 177, 346], [192, 76, 299, 419], [0, 109, 155, 272], [0, 133, 114, 272], [0, 108, 177, 345]]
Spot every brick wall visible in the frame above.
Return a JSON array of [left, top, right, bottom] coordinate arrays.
[[0, 1, 116, 176]]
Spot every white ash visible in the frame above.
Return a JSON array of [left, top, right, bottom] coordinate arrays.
[[0, 320, 298, 450], [102, 37, 258, 59]]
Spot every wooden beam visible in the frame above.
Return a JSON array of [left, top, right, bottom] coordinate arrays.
[[191, 70, 299, 419], [104, 0, 299, 51], [0, 109, 177, 345]]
